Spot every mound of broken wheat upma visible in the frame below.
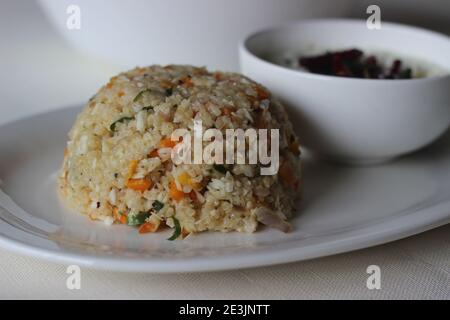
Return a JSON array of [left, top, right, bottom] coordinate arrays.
[[58, 65, 301, 239]]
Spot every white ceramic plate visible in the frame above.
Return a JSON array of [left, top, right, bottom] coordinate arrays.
[[0, 107, 449, 273]]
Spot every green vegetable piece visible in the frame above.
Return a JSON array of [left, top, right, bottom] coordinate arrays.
[[213, 164, 227, 174], [110, 116, 134, 132], [142, 106, 154, 112], [134, 88, 166, 103], [165, 88, 173, 97], [152, 200, 164, 212], [167, 217, 181, 241], [126, 211, 150, 226], [133, 89, 151, 103]]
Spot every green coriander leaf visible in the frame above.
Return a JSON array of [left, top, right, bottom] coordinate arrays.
[[165, 88, 173, 97], [133, 89, 151, 103], [213, 164, 227, 174], [110, 116, 134, 132], [152, 200, 164, 212], [126, 211, 150, 226], [167, 217, 181, 241]]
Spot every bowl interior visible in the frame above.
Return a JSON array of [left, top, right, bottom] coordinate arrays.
[[245, 19, 450, 75]]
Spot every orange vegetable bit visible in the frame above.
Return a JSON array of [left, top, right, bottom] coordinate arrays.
[[177, 172, 190, 185], [106, 76, 117, 89], [112, 207, 127, 224], [169, 181, 185, 201], [178, 172, 199, 190], [126, 160, 138, 180], [159, 137, 179, 148], [138, 221, 159, 234], [125, 178, 153, 192], [255, 85, 269, 100], [180, 76, 193, 88], [181, 229, 190, 239], [148, 149, 159, 157]]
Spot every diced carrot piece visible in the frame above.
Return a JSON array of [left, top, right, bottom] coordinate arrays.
[[169, 181, 185, 201], [148, 149, 159, 157], [138, 221, 159, 234], [106, 77, 117, 89], [117, 91, 125, 97], [126, 178, 153, 192], [113, 207, 127, 224], [159, 137, 178, 148], [255, 85, 269, 100], [181, 228, 191, 239], [180, 76, 193, 88]]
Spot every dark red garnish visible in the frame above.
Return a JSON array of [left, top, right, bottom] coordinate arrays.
[[299, 49, 413, 79], [389, 59, 402, 77]]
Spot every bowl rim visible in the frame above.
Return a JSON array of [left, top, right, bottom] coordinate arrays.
[[239, 18, 450, 84]]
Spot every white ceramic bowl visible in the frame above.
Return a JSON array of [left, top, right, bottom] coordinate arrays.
[[239, 19, 450, 164], [37, 0, 357, 71]]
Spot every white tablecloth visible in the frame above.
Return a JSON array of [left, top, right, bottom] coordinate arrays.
[[0, 1, 449, 300], [1, 225, 449, 299]]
